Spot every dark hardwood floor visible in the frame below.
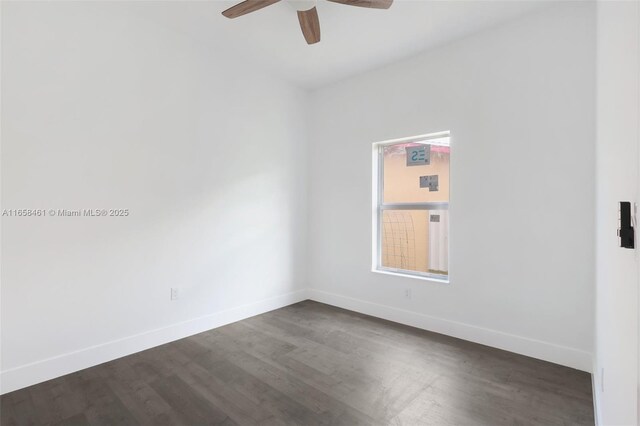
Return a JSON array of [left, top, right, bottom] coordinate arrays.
[[1, 300, 594, 425]]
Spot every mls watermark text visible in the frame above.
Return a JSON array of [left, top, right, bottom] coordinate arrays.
[[2, 209, 130, 217]]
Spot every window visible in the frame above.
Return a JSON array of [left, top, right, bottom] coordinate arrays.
[[372, 132, 450, 282]]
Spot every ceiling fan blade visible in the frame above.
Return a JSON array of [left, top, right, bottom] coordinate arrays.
[[326, 0, 393, 9], [297, 7, 321, 45], [222, 0, 281, 18]]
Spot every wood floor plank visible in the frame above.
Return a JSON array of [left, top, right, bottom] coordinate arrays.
[[105, 371, 182, 425], [149, 375, 232, 425], [51, 412, 91, 426], [0, 300, 594, 425], [193, 351, 323, 425], [0, 389, 39, 426], [201, 327, 375, 424], [75, 374, 140, 426]]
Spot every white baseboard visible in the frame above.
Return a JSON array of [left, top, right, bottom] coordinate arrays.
[[1, 288, 592, 395], [0, 289, 309, 395], [308, 289, 593, 373], [592, 369, 601, 426]]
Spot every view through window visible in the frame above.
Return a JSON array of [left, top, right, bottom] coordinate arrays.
[[373, 133, 450, 280]]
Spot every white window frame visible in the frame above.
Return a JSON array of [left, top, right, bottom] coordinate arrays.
[[372, 131, 451, 283]]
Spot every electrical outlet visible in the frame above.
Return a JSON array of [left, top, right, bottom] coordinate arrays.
[[171, 288, 179, 301], [404, 288, 412, 299]]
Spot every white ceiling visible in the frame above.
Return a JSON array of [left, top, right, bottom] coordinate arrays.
[[134, 0, 556, 89]]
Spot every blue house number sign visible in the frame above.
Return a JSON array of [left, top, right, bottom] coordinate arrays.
[[405, 145, 431, 166]]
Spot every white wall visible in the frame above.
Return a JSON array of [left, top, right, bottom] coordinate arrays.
[[594, 1, 640, 425], [0, 2, 308, 393], [307, 3, 596, 371]]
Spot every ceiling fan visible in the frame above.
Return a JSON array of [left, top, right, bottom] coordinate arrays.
[[222, 0, 393, 45]]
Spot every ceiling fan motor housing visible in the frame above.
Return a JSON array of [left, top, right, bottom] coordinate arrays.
[[288, 0, 317, 12]]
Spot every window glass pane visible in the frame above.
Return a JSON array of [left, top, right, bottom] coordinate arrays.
[[381, 209, 448, 277], [383, 142, 450, 204]]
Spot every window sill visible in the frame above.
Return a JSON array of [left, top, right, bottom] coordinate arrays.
[[372, 268, 450, 284]]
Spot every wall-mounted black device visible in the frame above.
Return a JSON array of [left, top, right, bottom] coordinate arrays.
[[618, 201, 635, 249]]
